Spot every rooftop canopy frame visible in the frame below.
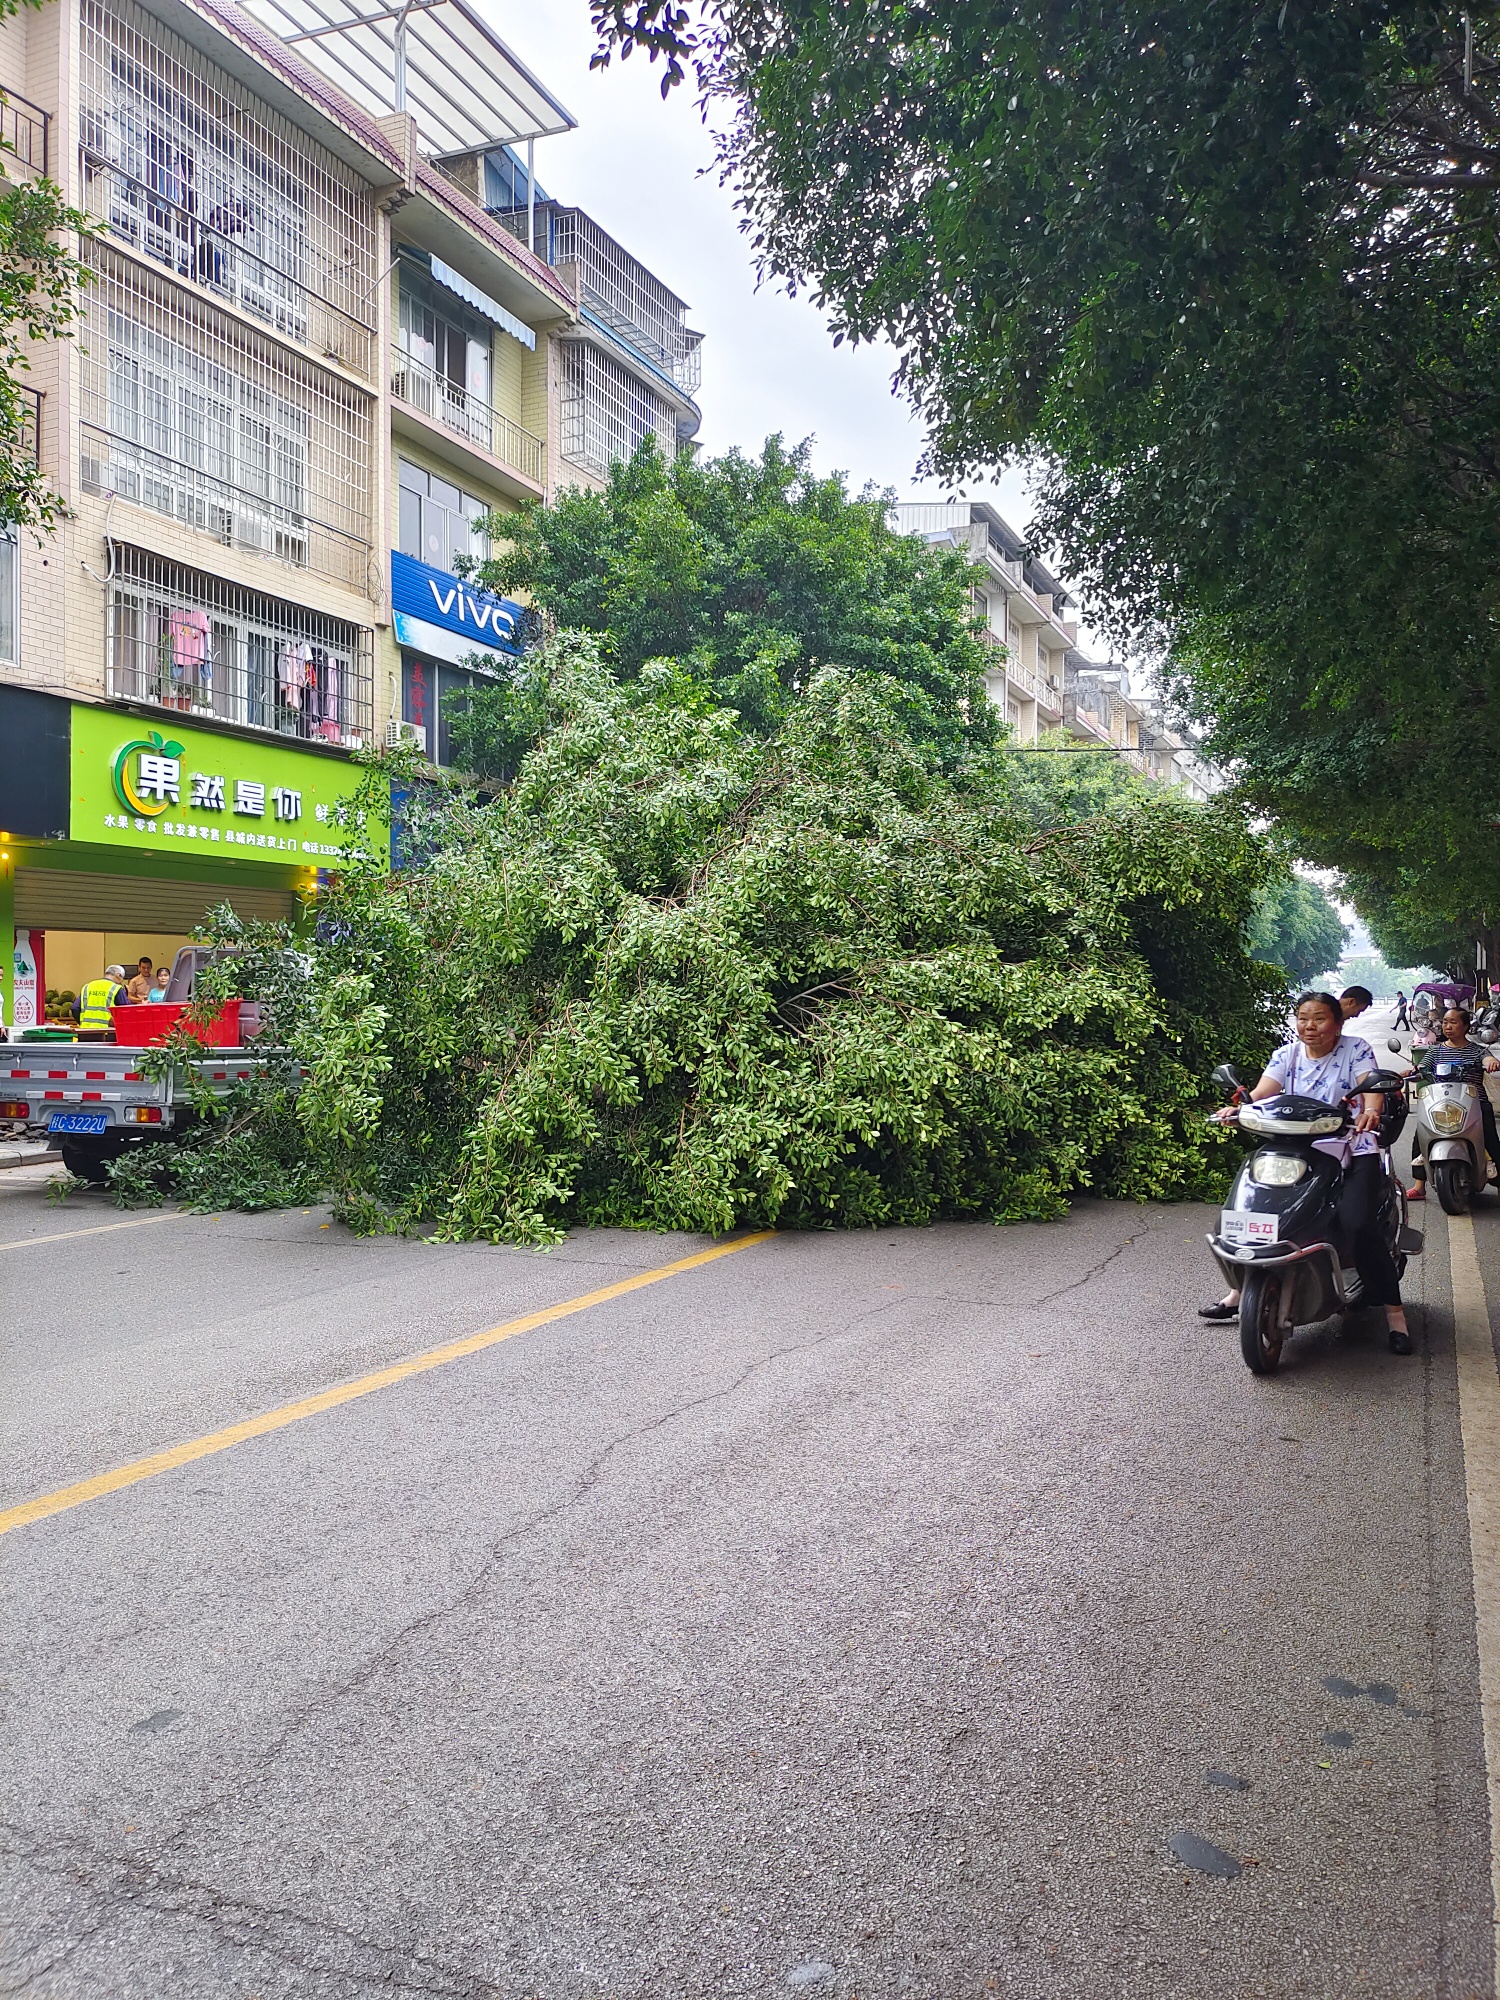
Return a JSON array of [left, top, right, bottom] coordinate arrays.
[[234, 0, 575, 158]]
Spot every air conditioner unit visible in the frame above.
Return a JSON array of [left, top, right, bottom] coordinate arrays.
[[234, 512, 274, 553], [384, 719, 426, 751]]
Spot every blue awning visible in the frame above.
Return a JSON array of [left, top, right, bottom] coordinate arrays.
[[428, 254, 536, 351]]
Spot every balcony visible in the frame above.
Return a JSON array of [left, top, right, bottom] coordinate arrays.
[[1, 86, 48, 175], [106, 544, 374, 748], [493, 202, 702, 397], [81, 152, 377, 379], [391, 346, 545, 492], [81, 424, 372, 595], [979, 626, 1048, 705]]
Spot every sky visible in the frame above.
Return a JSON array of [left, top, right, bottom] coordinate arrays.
[[492, 1, 1041, 536]]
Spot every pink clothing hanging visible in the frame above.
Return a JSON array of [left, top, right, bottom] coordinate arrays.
[[169, 608, 209, 682]]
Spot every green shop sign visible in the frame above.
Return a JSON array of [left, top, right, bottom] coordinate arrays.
[[70, 708, 375, 868]]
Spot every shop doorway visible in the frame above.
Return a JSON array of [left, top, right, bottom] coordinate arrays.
[[40, 932, 195, 1019]]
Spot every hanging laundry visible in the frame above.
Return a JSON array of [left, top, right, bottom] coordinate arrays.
[[169, 607, 209, 682], [306, 646, 326, 728], [278, 639, 311, 709]]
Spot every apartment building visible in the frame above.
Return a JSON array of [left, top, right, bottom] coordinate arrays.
[[0, 0, 698, 1028], [892, 500, 1220, 794], [482, 161, 702, 487], [891, 501, 1077, 745]]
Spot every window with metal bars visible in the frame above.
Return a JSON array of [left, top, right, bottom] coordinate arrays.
[[107, 543, 373, 745], [78, 0, 377, 370], [497, 202, 702, 394], [560, 342, 674, 477], [81, 243, 374, 590]]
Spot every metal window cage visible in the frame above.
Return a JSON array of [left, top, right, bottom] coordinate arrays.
[[107, 541, 374, 746], [495, 203, 702, 394], [560, 341, 673, 477], [79, 0, 377, 338], [81, 241, 374, 590]]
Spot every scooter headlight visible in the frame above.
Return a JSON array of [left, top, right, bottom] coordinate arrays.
[[1250, 1153, 1308, 1186], [1429, 1101, 1468, 1135]]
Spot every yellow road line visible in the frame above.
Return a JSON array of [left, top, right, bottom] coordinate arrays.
[[0, 1210, 196, 1252], [1447, 1211, 1500, 1994], [0, 1230, 776, 1537]]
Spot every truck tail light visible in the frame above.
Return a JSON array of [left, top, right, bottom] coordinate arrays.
[[126, 1106, 163, 1124], [0, 1101, 29, 1120]]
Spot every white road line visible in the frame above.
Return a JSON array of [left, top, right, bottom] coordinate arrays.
[[0, 1210, 195, 1252], [1447, 1209, 1500, 1989]]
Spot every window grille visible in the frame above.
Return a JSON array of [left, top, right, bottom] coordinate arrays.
[[81, 242, 374, 591], [78, 0, 376, 370], [495, 203, 703, 395], [107, 542, 373, 746], [560, 341, 673, 477], [1, 85, 49, 174]]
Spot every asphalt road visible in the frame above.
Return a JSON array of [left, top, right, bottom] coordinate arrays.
[[3, 1020, 1500, 1999]]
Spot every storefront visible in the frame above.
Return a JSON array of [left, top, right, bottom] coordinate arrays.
[[1, 688, 375, 1032], [391, 548, 526, 768]]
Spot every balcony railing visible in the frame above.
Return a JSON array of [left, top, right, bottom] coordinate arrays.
[[391, 346, 545, 489], [16, 384, 40, 466], [492, 202, 703, 397], [107, 545, 373, 748], [80, 152, 377, 379], [979, 627, 1050, 705], [81, 423, 372, 595], [1, 87, 48, 175]]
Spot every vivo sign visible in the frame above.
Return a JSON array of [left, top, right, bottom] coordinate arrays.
[[390, 551, 525, 668]]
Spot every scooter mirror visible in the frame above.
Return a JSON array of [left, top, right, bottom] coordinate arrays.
[[1210, 1062, 1242, 1092], [1388, 1039, 1402, 1052]]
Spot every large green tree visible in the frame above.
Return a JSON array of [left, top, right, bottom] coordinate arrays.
[[127, 639, 1284, 1238], [588, 0, 1500, 950], [462, 436, 996, 766], [1246, 874, 1348, 988]]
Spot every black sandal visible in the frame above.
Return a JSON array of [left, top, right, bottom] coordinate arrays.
[[1389, 1326, 1415, 1355], [1198, 1301, 1239, 1321]]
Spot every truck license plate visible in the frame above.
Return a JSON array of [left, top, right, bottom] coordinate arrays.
[[1219, 1210, 1279, 1247], [48, 1112, 109, 1135]]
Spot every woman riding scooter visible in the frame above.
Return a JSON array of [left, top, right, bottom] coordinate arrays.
[[1407, 1006, 1500, 1200], [1200, 991, 1414, 1353]]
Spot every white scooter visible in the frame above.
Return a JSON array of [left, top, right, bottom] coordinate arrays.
[[1402, 1040, 1492, 1214]]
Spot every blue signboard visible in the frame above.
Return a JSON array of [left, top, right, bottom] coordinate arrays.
[[390, 550, 525, 667]]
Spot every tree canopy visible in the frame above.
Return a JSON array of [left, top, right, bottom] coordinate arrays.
[[463, 436, 996, 765], [587, 0, 1500, 962], [1246, 874, 1348, 988], [110, 640, 1285, 1238]]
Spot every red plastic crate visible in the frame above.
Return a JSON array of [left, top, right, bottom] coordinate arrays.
[[110, 999, 243, 1048]]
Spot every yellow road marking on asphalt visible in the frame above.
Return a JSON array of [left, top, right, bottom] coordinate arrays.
[[0, 1231, 777, 1537], [1447, 1211, 1500, 1991], [0, 1210, 196, 1251]]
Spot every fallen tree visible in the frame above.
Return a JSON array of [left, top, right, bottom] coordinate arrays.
[[116, 638, 1285, 1241]]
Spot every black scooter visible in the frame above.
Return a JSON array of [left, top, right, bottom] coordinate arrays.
[[1205, 1064, 1421, 1374]]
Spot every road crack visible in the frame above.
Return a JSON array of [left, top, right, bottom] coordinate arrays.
[[144, 1293, 910, 1868], [0, 1820, 499, 1998]]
